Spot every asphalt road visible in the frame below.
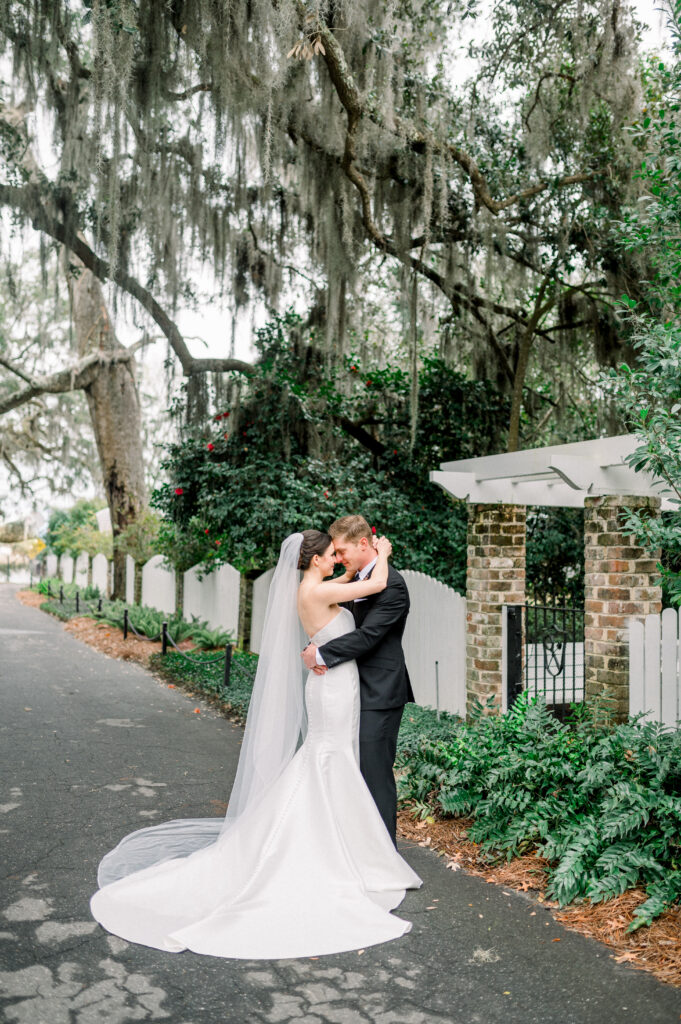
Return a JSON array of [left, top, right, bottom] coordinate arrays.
[[1, 582, 681, 1024]]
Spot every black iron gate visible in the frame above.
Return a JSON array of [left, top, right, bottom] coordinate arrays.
[[506, 602, 585, 717]]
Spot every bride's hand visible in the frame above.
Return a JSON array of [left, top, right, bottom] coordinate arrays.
[[375, 535, 392, 559]]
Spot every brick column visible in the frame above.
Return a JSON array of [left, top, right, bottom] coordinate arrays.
[[466, 504, 526, 716], [584, 495, 662, 720]]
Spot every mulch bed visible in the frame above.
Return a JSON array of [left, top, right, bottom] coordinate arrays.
[[397, 809, 681, 988], [16, 590, 195, 667], [17, 589, 681, 988], [16, 589, 47, 610]]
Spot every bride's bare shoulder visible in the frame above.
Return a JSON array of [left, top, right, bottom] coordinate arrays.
[[297, 580, 342, 637]]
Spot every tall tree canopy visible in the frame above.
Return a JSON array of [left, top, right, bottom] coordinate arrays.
[[0, 0, 647, 443]]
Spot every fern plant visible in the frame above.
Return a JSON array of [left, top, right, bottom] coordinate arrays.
[[397, 692, 681, 930], [189, 625, 234, 649]]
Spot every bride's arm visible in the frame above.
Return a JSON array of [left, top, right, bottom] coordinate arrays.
[[317, 538, 391, 604]]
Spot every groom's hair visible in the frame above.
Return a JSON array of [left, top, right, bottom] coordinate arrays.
[[328, 515, 372, 543]]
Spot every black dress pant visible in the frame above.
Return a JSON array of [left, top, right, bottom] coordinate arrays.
[[358, 705, 404, 846]]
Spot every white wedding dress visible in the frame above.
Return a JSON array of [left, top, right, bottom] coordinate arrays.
[[89, 606, 422, 959]]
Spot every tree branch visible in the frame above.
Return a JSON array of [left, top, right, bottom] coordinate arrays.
[[0, 184, 255, 378], [312, 12, 597, 217], [163, 82, 213, 100], [0, 343, 145, 417], [335, 414, 386, 456]]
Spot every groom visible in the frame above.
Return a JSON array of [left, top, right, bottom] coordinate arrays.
[[302, 514, 414, 846]]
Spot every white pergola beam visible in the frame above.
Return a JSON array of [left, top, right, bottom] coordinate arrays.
[[548, 455, 595, 490], [431, 471, 587, 507], [439, 434, 639, 481], [432, 434, 676, 508]]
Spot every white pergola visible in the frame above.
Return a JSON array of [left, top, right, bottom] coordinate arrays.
[[430, 433, 675, 509]]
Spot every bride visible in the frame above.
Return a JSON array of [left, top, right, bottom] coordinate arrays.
[[89, 530, 422, 959]]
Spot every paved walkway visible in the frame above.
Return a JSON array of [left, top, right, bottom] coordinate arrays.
[[1, 582, 680, 1024]]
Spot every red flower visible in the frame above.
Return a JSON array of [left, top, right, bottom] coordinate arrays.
[[223, 432, 230, 440], [393, 449, 398, 454], [174, 487, 184, 496], [366, 379, 372, 386], [215, 540, 221, 546], [324, 491, 329, 498], [204, 528, 210, 534], [371, 526, 377, 534], [207, 443, 214, 451], [214, 415, 221, 422], [350, 365, 357, 371]]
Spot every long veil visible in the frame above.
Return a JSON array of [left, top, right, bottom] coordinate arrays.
[[96, 533, 306, 887]]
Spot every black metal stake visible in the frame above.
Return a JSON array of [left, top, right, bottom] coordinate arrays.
[[123, 607, 128, 640], [223, 644, 233, 689], [506, 604, 523, 709], [47, 581, 52, 598], [162, 621, 168, 656], [59, 585, 64, 604], [98, 597, 102, 613], [75, 591, 79, 613]]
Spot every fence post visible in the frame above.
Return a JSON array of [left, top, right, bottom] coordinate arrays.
[[59, 585, 63, 604], [223, 643, 233, 689], [123, 607, 128, 640], [162, 621, 168, 656], [435, 660, 440, 720], [98, 597, 102, 613], [75, 591, 79, 614], [506, 604, 523, 708]]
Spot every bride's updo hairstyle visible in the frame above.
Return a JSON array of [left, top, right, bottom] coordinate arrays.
[[297, 530, 332, 571]]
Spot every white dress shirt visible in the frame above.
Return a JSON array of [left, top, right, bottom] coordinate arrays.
[[315, 557, 378, 666]]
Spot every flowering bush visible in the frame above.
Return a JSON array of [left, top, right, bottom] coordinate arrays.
[[152, 310, 583, 591]]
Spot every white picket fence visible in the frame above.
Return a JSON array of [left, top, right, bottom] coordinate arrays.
[[249, 565, 467, 716], [184, 562, 240, 635], [250, 568, 275, 655], [629, 609, 681, 727], [48, 550, 240, 638], [401, 570, 467, 716], [141, 554, 176, 615]]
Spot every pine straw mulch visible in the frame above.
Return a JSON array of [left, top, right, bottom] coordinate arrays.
[[16, 590, 195, 667], [397, 809, 681, 989], [16, 588, 47, 610]]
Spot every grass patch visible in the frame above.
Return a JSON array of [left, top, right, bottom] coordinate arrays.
[[150, 648, 258, 721]]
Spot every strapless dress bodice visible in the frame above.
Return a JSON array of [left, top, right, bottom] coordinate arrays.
[[310, 607, 355, 647]]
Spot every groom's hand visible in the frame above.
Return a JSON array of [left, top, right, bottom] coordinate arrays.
[[302, 644, 325, 672]]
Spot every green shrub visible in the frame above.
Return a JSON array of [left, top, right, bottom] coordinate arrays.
[[34, 577, 74, 597], [37, 587, 220, 646], [96, 600, 195, 643], [189, 625, 235, 649], [397, 693, 681, 930], [150, 648, 258, 720], [34, 578, 101, 601]]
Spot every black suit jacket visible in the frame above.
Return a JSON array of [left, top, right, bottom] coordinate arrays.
[[319, 565, 415, 711]]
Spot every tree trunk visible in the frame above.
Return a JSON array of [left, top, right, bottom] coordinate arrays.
[[65, 257, 147, 598], [507, 332, 533, 453]]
